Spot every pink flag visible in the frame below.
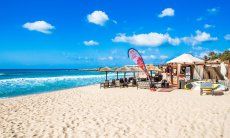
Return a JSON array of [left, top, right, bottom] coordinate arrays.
[[128, 48, 150, 78]]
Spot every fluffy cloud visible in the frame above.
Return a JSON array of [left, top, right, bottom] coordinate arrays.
[[182, 30, 217, 46], [192, 46, 203, 50], [23, 21, 54, 34], [87, 11, 109, 26], [167, 27, 173, 31], [160, 55, 168, 59], [143, 55, 156, 60], [204, 24, 215, 29], [207, 8, 218, 14], [224, 34, 230, 40], [112, 20, 117, 24], [158, 8, 174, 18], [139, 50, 146, 54], [196, 17, 203, 21], [197, 51, 210, 58], [112, 32, 180, 47], [98, 56, 113, 61], [83, 40, 99, 46], [142, 54, 168, 60]]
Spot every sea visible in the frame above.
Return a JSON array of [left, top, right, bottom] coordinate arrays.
[[0, 69, 128, 98]]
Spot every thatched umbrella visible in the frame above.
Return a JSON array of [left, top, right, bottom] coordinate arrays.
[[115, 66, 131, 78], [147, 64, 155, 77], [130, 67, 141, 77], [154, 67, 162, 72], [113, 67, 119, 80], [99, 67, 112, 81]]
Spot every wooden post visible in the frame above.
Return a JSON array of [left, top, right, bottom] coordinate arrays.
[[177, 64, 181, 88], [228, 63, 230, 80], [170, 65, 173, 84]]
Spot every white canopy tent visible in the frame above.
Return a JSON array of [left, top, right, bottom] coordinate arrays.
[[166, 54, 205, 85], [167, 53, 204, 64]]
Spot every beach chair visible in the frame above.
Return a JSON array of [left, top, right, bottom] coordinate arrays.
[[153, 82, 161, 88], [115, 80, 120, 87], [129, 79, 137, 87], [110, 79, 116, 87], [100, 80, 110, 89], [137, 81, 151, 89], [119, 78, 128, 88], [124, 78, 128, 87], [200, 82, 214, 96], [119, 78, 124, 88], [161, 80, 169, 88]]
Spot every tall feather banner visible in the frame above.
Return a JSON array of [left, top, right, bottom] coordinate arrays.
[[128, 48, 150, 79]]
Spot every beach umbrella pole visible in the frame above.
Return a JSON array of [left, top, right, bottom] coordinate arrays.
[[106, 71, 108, 80]]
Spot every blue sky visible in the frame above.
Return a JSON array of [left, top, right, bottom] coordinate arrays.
[[0, 0, 229, 69]]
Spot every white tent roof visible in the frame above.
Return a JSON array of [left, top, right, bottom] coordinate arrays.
[[167, 53, 204, 64]]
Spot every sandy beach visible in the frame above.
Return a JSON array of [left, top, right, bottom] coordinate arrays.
[[0, 85, 230, 138]]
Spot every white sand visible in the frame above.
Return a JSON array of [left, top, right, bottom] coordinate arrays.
[[0, 85, 230, 138]]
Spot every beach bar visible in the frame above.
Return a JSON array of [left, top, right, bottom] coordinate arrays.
[[166, 54, 204, 86], [166, 53, 230, 88]]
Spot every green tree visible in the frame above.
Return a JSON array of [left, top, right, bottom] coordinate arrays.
[[208, 52, 220, 60], [220, 50, 230, 61]]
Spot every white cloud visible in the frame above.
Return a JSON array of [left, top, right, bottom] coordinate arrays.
[[160, 55, 168, 59], [204, 24, 215, 29], [198, 51, 210, 58], [87, 11, 109, 26], [23, 21, 54, 34], [207, 8, 218, 14], [98, 56, 113, 61], [224, 34, 230, 40], [143, 54, 168, 60], [83, 40, 99, 46], [112, 32, 180, 47], [167, 27, 173, 31], [182, 30, 217, 46], [143, 55, 156, 60], [108, 56, 113, 60], [192, 46, 203, 50], [196, 17, 203, 21], [112, 20, 117, 24], [158, 8, 174, 18], [139, 50, 146, 54]]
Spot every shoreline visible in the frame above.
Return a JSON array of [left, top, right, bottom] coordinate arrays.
[[0, 83, 99, 100]]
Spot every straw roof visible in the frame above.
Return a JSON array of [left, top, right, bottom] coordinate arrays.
[[130, 67, 142, 72], [115, 66, 132, 72], [167, 53, 204, 64], [146, 64, 162, 72], [99, 67, 112, 72], [147, 64, 155, 71], [154, 67, 162, 72]]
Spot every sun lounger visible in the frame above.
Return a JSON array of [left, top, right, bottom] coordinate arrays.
[[137, 81, 151, 89], [109, 79, 116, 87], [128, 79, 137, 87], [119, 78, 128, 88], [132, 79, 137, 87], [115, 80, 120, 87], [154, 82, 162, 88], [200, 82, 214, 96], [100, 80, 110, 89]]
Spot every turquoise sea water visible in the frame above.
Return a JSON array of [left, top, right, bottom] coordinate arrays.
[[0, 69, 127, 98]]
